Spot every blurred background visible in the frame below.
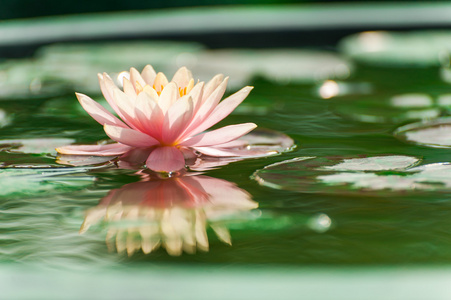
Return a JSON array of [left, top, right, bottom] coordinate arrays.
[[3, 2, 451, 299], [0, 0, 429, 20]]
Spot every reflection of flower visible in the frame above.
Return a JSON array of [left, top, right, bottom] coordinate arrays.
[[57, 65, 256, 172], [80, 174, 258, 256]]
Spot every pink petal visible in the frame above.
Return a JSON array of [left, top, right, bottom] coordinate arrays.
[[158, 82, 178, 114], [171, 66, 193, 88], [129, 67, 146, 92], [162, 96, 194, 144], [188, 81, 205, 114], [148, 102, 165, 141], [141, 65, 157, 85], [56, 143, 132, 156], [98, 73, 122, 115], [181, 78, 228, 138], [122, 77, 137, 97], [194, 146, 278, 158], [134, 91, 161, 136], [104, 124, 160, 147], [211, 139, 248, 148], [153, 72, 169, 91], [146, 146, 186, 172], [192, 146, 241, 157], [75, 93, 128, 128], [119, 147, 153, 164], [188, 86, 253, 137], [112, 89, 145, 131], [203, 74, 224, 102], [143, 85, 160, 100], [182, 123, 256, 147]]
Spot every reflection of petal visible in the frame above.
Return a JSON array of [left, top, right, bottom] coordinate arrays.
[[81, 175, 257, 256]]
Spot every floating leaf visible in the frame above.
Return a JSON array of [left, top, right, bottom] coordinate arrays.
[[320, 155, 419, 171], [36, 41, 205, 93], [0, 60, 69, 99], [394, 117, 451, 148], [252, 155, 451, 195], [0, 138, 75, 154], [332, 93, 446, 124], [339, 31, 451, 67], [56, 155, 115, 167], [190, 49, 352, 89], [0, 109, 12, 128], [190, 129, 295, 171], [318, 163, 451, 192]]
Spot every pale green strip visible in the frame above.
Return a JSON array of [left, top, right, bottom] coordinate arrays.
[[0, 3, 451, 46], [2, 265, 451, 299]]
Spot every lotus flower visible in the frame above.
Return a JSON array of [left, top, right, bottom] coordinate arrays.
[[56, 65, 256, 172], [80, 174, 258, 256]]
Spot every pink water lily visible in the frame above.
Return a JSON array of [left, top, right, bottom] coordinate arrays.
[[56, 65, 256, 172]]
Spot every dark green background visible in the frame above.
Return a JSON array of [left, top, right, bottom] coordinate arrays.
[[0, 0, 436, 20]]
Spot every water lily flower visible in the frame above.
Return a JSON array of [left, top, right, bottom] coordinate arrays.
[[56, 65, 256, 172], [80, 173, 258, 256]]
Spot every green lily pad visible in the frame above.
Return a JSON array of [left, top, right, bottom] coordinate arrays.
[[332, 93, 448, 124], [190, 49, 352, 89], [0, 109, 11, 128], [339, 31, 451, 67], [252, 155, 451, 195], [394, 117, 451, 148], [0, 138, 75, 154], [36, 41, 205, 93], [190, 129, 295, 171], [0, 60, 70, 100]]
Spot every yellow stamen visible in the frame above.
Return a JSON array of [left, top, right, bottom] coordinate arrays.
[[179, 87, 187, 97], [186, 78, 195, 94], [152, 84, 163, 96], [135, 81, 144, 94]]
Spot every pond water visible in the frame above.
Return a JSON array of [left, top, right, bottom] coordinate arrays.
[[2, 32, 451, 299]]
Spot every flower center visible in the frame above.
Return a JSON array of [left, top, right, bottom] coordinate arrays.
[[152, 84, 164, 96], [134, 78, 195, 98], [179, 87, 187, 97]]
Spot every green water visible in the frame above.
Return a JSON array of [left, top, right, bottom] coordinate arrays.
[[1, 39, 451, 298]]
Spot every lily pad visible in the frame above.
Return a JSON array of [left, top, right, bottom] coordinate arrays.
[[339, 31, 451, 67], [332, 93, 447, 124], [36, 41, 205, 93], [320, 155, 419, 171], [190, 49, 352, 89], [252, 155, 451, 195], [394, 117, 451, 148], [190, 129, 295, 171], [0, 60, 70, 100], [0, 138, 75, 154], [0, 109, 11, 128]]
